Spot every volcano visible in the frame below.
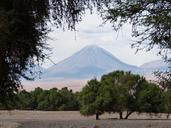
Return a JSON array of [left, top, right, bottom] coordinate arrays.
[[42, 45, 140, 79]]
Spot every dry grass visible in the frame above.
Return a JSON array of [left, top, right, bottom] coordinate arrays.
[[0, 121, 20, 128], [0, 111, 171, 128]]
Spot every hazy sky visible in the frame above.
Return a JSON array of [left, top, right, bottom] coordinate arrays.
[[44, 12, 161, 68]]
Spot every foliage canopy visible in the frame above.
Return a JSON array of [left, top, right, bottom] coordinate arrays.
[[0, 0, 110, 103]]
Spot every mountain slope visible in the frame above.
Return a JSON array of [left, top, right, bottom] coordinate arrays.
[[140, 60, 169, 75], [42, 45, 140, 79], [140, 60, 169, 69]]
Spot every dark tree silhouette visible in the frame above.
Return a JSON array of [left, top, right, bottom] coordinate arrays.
[[0, 0, 111, 104]]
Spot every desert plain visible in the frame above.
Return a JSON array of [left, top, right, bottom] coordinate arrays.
[[0, 111, 171, 128]]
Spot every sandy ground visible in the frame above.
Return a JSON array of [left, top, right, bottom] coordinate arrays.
[[23, 79, 87, 92], [0, 111, 171, 128]]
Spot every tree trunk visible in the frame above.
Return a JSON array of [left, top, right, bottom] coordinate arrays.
[[124, 111, 133, 119], [96, 113, 99, 120], [119, 112, 123, 119], [167, 113, 170, 119]]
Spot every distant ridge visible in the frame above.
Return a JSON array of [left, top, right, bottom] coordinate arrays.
[[140, 59, 169, 75], [140, 60, 169, 69]]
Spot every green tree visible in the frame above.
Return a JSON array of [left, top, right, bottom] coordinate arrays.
[[11, 87, 79, 111], [17, 90, 33, 110], [30, 87, 44, 109], [58, 87, 79, 111], [100, 71, 147, 119], [136, 83, 164, 114], [163, 90, 171, 119], [78, 79, 102, 120], [37, 90, 50, 110], [48, 88, 62, 110]]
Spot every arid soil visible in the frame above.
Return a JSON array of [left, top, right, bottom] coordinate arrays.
[[23, 79, 87, 92], [0, 111, 171, 128]]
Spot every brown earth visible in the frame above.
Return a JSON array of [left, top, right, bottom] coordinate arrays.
[[0, 111, 171, 128]]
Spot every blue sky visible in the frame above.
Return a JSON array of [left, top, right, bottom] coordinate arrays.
[[44, 12, 161, 68]]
